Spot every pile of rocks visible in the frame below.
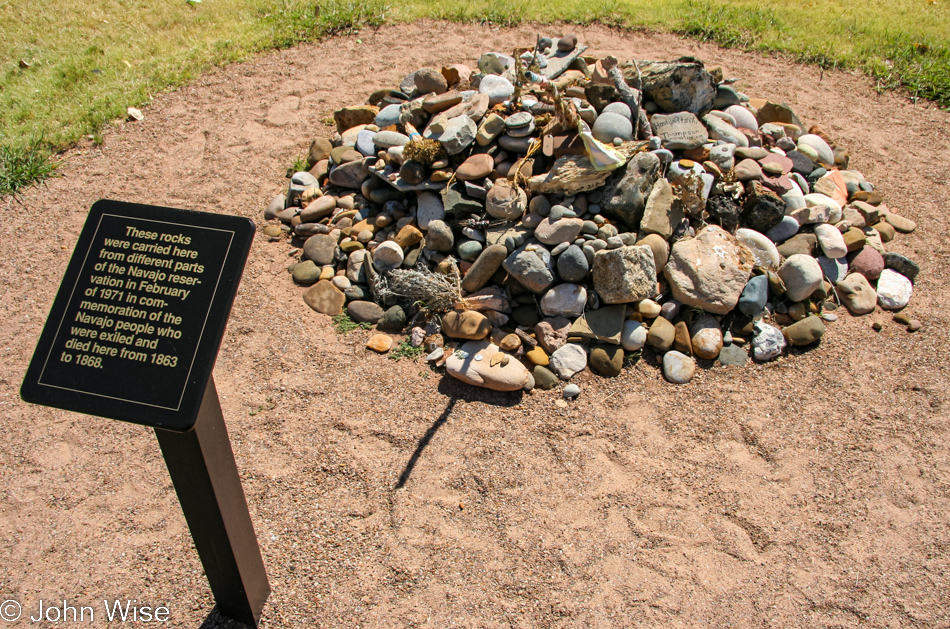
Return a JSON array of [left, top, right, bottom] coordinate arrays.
[[263, 35, 920, 391]]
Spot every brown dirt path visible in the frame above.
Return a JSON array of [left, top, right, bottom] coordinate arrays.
[[2, 21, 950, 628]]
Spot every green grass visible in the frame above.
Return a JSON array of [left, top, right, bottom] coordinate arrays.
[[2, 0, 948, 196], [332, 309, 373, 333], [0, 131, 59, 199], [388, 340, 425, 360]]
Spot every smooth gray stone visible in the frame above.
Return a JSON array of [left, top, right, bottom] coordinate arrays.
[[737, 274, 768, 317]]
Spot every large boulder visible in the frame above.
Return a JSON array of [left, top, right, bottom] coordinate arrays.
[[664, 226, 755, 315], [626, 58, 717, 115]]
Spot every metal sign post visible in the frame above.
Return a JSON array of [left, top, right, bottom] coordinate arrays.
[[21, 199, 269, 627]]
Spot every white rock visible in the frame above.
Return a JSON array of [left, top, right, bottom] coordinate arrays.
[[801, 193, 842, 224], [735, 228, 780, 270], [540, 283, 587, 317], [416, 191, 445, 230], [372, 241, 404, 272], [346, 249, 367, 283], [663, 351, 696, 384], [479, 75, 514, 106], [549, 343, 588, 380], [798, 134, 835, 165], [752, 321, 786, 362], [876, 268, 913, 310], [814, 223, 848, 258], [445, 340, 530, 391], [620, 320, 647, 351]]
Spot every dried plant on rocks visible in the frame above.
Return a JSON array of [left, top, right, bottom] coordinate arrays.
[[402, 138, 446, 166], [373, 264, 465, 314]]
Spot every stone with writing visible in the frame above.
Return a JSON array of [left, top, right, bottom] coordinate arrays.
[[650, 112, 709, 150]]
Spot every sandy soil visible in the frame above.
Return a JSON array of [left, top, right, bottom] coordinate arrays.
[[2, 21, 950, 628]]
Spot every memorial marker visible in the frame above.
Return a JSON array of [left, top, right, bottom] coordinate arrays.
[[21, 199, 269, 627]]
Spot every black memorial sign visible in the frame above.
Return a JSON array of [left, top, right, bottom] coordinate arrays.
[[22, 200, 254, 431]]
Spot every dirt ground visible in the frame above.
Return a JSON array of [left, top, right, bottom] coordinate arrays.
[[2, 21, 950, 628]]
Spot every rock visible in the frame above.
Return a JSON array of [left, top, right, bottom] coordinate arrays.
[[637, 299, 662, 318], [540, 283, 587, 317], [664, 226, 755, 315], [425, 219, 455, 253], [443, 310, 492, 340], [885, 213, 916, 234], [778, 254, 823, 302], [504, 246, 555, 293], [752, 321, 786, 362], [592, 112, 634, 143], [333, 105, 379, 134], [303, 233, 339, 266], [876, 268, 913, 310], [556, 244, 590, 282], [570, 305, 626, 344], [303, 280, 345, 316], [718, 344, 748, 366], [635, 234, 670, 271], [430, 115, 477, 155], [647, 316, 675, 351], [639, 178, 680, 239], [842, 227, 867, 252], [535, 217, 584, 245], [535, 316, 571, 354], [461, 244, 508, 292], [457, 240, 483, 262], [663, 351, 696, 384], [456, 153, 494, 180], [347, 300, 384, 324], [814, 223, 848, 258], [766, 216, 800, 244], [479, 74, 515, 105], [705, 194, 741, 232], [724, 104, 758, 130], [673, 321, 692, 355], [378, 305, 407, 332], [735, 228, 780, 270], [816, 255, 848, 284], [525, 346, 549, 366], [414, 67, 448, 94], [394, 224, 423, 250], [291, 260, 321, 285], [783, 315, 825, 346], [366, 334, 393, 353], [882, 252, 920, 283], [446, 340, 531, 391], [600, 152, 661, 230], [837, 273, 877, 315], [562, 383, 580, 398], [797, 134, 834, 165], [549, 343, 588, 380], [485, 179, 527, 220], [650, 112, 709, 150], [589, 344, 624, 377], [690, 314, 723, 360], [557, 34, 578, 52], [848, 246, 885, 281], [592, 245, 657, 304], [633, 59, 717, 115], [777, 233, 817, 258], [741, 181, 786, 233], [529, 365, 557, 390], [307, 138, 333, 167], [734, 158, 763, 181], [416, 191, 445, 230], [621, 320, 647, 351], [704, 114, 748, 147], [373, 241, 405, 271]]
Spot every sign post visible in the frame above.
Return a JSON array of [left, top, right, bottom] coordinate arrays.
[[21, 199, 269, 627]]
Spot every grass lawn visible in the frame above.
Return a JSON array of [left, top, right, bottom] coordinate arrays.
[[1, 0, 947, 196]]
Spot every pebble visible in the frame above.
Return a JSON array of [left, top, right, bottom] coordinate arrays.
[[366, 334, 393, 353], [562, 383, 581, 398], [876, 268, 913, 310], [662, 351, 696, 384]]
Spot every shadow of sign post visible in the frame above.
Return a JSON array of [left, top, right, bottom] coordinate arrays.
[[20, 199, 269, 627]]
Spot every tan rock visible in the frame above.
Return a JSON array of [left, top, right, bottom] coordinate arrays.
[[664, 226, 755, 315], [442, 310, 492, 340], [366, 334, 393, 353], [302, 280, 345, 316], [446, 340, 531, 391]]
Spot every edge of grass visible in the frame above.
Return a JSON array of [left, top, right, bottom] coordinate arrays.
[[4, 0, 948, 199]]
